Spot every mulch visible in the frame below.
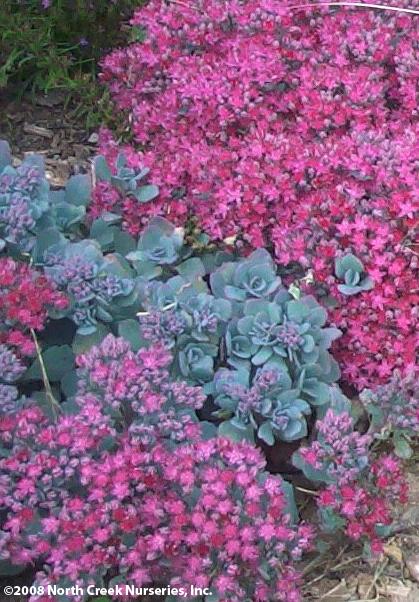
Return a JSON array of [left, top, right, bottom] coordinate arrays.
[[0, 92, 96, 186]]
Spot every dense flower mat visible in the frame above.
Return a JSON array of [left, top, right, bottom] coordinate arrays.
[[95, 0, 418, 389], [0, 1, 418, 601]]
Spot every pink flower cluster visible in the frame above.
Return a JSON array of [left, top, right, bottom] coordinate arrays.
[[0, 258, 67, 357], [318, 454, 408, 554], [95, 0, 418, 389], [0, 364, 313, 601], [299, 410, 371, 484], [298, 410, 408, 553], [76, 334, 205, 442]]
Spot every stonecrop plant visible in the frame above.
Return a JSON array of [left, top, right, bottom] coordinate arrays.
[[96, 0, 418, 390], [360, 370, 419, 459], [76, 333, 208, 442], [0, 0, 417, 586], [0, 140, 91, 256], [0, 258, 67, 354], [0, 336, 313, 602], [0, 257, 68, 410], [294, 410, 408, 555], [133, 218, 343, 445]]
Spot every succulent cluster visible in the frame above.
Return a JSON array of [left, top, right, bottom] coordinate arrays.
[[294, 410, 408, 554], [0, 141, 90, 255], [76, 333, 208, 443], [95, 152, 159, 205], [0, 0, 417, 595], [134, 219, 343, 444], [44, 240, 136, 335], [0, 131, 413, 597], [334, 254, 374, 297], [0, 339, 312, 602], [90, 152, 162, 229], [0, 159, 46, 251], [360, 370, 419, 459], [294, 410, 371, 486]]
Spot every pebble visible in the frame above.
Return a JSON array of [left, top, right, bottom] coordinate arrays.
[[88, 132, 99, 144]]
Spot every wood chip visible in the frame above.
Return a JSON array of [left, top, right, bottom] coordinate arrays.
[[35, 91, 65, 107], [384, 543, 403, 564], [357, 573, 376, 598], [386, 584, 419, 602], [23, 123, 54, 139]]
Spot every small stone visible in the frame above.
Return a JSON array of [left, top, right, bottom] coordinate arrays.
[[406, 554, 419, 583], [88, 132, 99, 144]]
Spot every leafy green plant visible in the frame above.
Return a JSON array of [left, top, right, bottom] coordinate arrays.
[[0, 0, 141, 97]]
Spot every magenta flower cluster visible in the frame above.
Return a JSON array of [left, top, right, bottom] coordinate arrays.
[[0, 336, 313, 602], [76, 334, 205, 442], [94, 0, 418, 389], [0, 258, 67, 357], [297, 410, 408, 553], [299, 409, 371, 484], [0, 258, 68, 414]]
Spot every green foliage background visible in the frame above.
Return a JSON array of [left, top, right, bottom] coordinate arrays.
[[0, 0, 143, 124]]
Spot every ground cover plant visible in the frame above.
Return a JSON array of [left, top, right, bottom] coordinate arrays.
[[96, 0, 418, 390], [0, 137, 416, 600], [0, 1, 418, 601]]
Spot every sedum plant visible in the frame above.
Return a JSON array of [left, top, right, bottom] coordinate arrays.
[[293, 410, 408, 554], [210, 248, 282, 301], [0, 140, 90, 254], [360, 370, 419, 459], [0, 338, 312, 600], [0, 140, 345, 449], [94, 152, 159, 205], [334, 254, 374, 296], [43, 239, 137, 335], [75, 333, 209, 443], [0, 141, 164, 408], [96, 0, 418, 391], [211, 367, 311, 443], [134, 218, 344, 445]]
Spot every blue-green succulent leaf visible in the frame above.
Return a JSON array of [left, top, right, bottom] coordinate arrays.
[[218, 420, 255, 443], [176, 257, 206, 281], [64, 174, 92, 207], [258, 422, 275, 445], [94, 155, 112, 182], [132, 184, 159, 203]]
